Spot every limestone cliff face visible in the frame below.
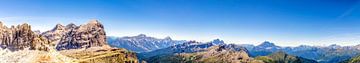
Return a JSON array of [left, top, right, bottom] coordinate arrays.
[[0, 22, 50, 51], [53, 20, 108, 50], [0, 20, 108, 51], [42, 24, 66, 47]]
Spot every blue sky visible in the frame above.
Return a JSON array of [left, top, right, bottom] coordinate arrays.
[[0, 0, 360, 46]]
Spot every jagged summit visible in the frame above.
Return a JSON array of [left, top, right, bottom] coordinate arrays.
[[0, 21, 49, 51], [88, 19, 101, 24], [55, 20, 108, 50], [40, 20, 109, 50], [52, 24, 65, 31], [258, 41, 276, 47], [65, 23, 77, 29], [211, 39, 225, 45]]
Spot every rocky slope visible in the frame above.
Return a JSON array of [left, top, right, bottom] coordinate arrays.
[[107, 34, 186, 53], [145, 44, 262, 63], [0, 22, 50, 51]]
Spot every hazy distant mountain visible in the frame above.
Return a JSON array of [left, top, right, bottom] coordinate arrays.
[[107, 34, 187, 53], [245, 41, 360, 63], [138, 39, 226, 60], [143, 43, 261, 63], [148, 45, 261, 63], [248, 41, 282, 57]]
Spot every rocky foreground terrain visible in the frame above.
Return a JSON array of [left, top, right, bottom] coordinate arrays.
[[0, 20, 138, 63]]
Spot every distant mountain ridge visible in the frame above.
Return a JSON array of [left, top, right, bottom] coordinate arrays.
[[138, 39, 227, 60], [107, 34, 187, 53], [146, 44, 260, 63], [243, 41, 360, 63], [138, 39, 259, 63]]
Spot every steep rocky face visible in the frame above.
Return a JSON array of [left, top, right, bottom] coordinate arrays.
[[42, 24, 66, 46], [54, 20, 108, 50], [0, 22, 50, 51]]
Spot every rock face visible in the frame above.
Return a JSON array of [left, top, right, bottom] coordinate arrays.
[[0, 22, 50, 51], [54, 20, 108, 50], [42, 24, 66, 47], [0, 20, 109, 51], [107, 34, 187, 53], [0, 20, 139, 63]]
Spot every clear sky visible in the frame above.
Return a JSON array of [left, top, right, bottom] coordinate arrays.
[[0, 0, 360, 46]]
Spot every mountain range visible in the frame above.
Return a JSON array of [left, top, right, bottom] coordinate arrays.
[[107, 34, 187, 53], [1, 20, 360, 63], [244, 41, 360, 63], [109, 34, 360, 63]]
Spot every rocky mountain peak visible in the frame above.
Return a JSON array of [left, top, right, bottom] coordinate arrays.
[[258, 41, 276, 47], [65, 23, 77, 29], [0, 22, 50, 51], [87, 19, 101, 24], [211, 39, 225, 45], [52, 24, 65, 31], [56, 20, 108, 50]]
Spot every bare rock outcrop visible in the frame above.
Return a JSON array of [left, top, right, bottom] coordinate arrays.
[[0, 22, 50, 51], [52, 20, 108, 50]]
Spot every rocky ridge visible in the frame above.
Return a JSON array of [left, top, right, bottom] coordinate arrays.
[[41, 20, 109, 50], [0, 20, 138, 63], [0, 22, 50, 51], [145, 44, 262, 63]]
